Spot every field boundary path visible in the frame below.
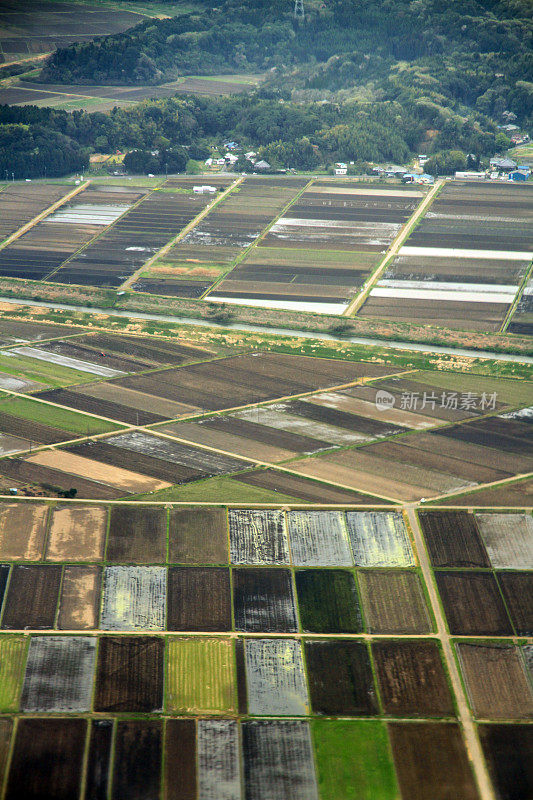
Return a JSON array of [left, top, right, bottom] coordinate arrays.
[[119, 176, 243, 290], [500, 258, 533, 333], [0, 180, 90, 251], [406, 505, 497, 800], [343, 178, 444, 317]]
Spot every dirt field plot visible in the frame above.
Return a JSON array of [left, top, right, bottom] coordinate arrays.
[[418, 510, 489, 568], [214, 186, 422, 312], [245, 638, 309, 716], [107, 498, 169, 559], [0, 182, 71, 241], [479, 724, 533, 800], [0, 1, 146, 62], [0, 186, 138, 281], [21, 635, 96, 712], [49, 183, 216, 287], [360, 182, 533, 331], [197, 719, 241, 800], [101, 566, 166, 631], [476, 513, 533, 569], [26, 448, 171, 494], [346, 511, 414, 566], [233, 468, 387, 504], [293, 416, 533, 501], [305, 639, 377, 716], [5, 718, 86, 800], [373, 640, 454, 717], [242, 720, 318, 800], [37, 386, 184, 425], [435, 571, 513, 636], [169, 507, 228, 564], [290, 443, 469, 502], [158, 177, 305, 296], [388, 722, 479, 800], [287, 510, 352, 566], [0, 502, 48, 560], [46, 504, 107, 562], [167, 567, 232, 631], [2, 564, 61, 629], [166, 637, 236, 714], [33, 337, 155, 374], [430, 476, 533, 507], [457, 642, 533, 720], [122, 351, 393, 412], [343, 377, 496, 425], [165, 719, 197, 800], [94, 636, 164, 712], [358, 570, 433, 634], [219, 246, 379, 304], [57, 566, 101, 630], [497, 571, 533, 636], [295, 569, 363, 633], [0, 457, 128, 499], [232, 568, 297, 632], [113, 720, 162, 800]]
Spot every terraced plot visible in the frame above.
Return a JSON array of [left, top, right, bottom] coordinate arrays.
[[359, 181, 533, 331]]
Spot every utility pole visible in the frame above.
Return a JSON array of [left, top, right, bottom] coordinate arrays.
[[294, 0, 305, 20]]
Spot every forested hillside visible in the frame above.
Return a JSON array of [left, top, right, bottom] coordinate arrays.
[[39, 0, 532, 128]]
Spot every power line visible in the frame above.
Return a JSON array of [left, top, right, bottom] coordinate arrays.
[[294, 0, 305, 20]]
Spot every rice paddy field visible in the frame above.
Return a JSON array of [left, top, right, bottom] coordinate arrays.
[[210, 181, 426, 313], [0, 321, 530, 505], [358, 181, 533, 332], [135, 176, 308, 299], [0, 500, 529, 799]]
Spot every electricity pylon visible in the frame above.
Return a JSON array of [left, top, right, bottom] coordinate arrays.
[[294, 0, 305, 20]]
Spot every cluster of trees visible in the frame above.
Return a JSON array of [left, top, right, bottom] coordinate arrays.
[[122, 146, 188, 174], [0, 83, 514, 179], [37, 0, 532, 131], [0, 122, 88, 179]]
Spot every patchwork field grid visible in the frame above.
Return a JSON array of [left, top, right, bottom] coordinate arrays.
[[0, 501, 529, 799]]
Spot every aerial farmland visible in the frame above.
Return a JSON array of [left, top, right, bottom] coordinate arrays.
[[0, 172, 531, 800]]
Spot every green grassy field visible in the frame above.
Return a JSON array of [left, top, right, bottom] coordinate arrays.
[[312, 719, 399, 800], [410, 370, 533, 406], [0, 353, 99, 388], [132, 475, 302, 504], [166, 637, 237, 714], [0, 397, 123, 434]]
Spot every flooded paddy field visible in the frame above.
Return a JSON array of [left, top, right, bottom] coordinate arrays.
[[0, 499, 530, 797], [359, 181, 533, 331], [0, 185, 140, 281], [140, 176, 306, 299], [211, 183, 424, 313], [47, 178, 232, 287]]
